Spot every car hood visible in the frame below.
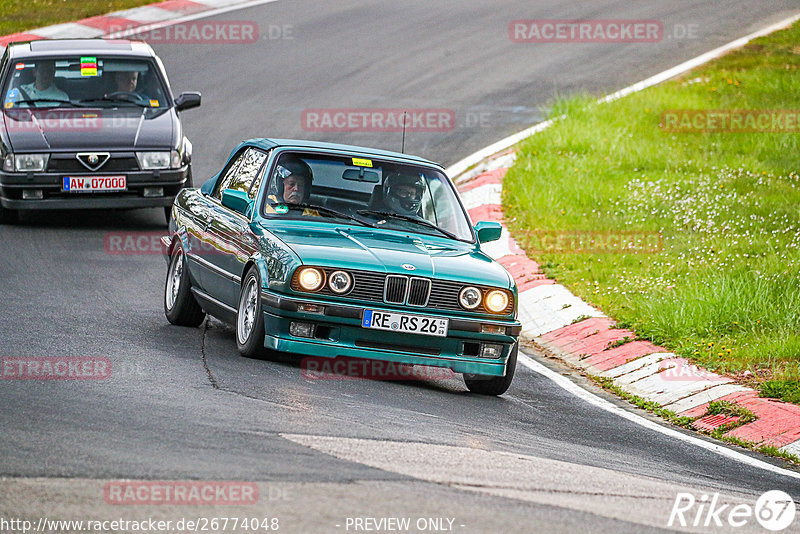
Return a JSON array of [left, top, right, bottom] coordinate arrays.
[[266, 223, 513, 289], [2, 107, 174, 151]]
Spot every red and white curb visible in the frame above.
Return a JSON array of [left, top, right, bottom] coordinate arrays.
[[0, 0, 277, 47], [450, 12, 800, 460]]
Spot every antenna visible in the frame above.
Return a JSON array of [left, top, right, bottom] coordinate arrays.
[[401, 111, 407, 154]]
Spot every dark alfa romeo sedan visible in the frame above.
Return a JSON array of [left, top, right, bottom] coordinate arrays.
[[161, 139, 521, 395], [0, 39, 200, 223]]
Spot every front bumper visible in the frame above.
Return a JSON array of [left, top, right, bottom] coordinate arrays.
[[260, 290, 521, 376], [0, 166, 189, 210]]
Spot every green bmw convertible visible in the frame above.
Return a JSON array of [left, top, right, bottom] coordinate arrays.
[[161, 139, 520, 395]]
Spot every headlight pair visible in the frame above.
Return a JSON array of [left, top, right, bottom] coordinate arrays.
[[459, 286, 510, 313], [296, 267, 352, 294]]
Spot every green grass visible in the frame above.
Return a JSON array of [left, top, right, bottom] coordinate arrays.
[[506, 23, 800, 403], [0, 0, 156, 35]]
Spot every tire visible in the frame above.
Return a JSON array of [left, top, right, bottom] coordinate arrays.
[[164, 244, 206, 327], [236, 266, 267, 358], [464, 342, 518, 396], [0, 205, 18, 224]]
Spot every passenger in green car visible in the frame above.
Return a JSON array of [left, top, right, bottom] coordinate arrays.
[[382, 172, 426, 217]]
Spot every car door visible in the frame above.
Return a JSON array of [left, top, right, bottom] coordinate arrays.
[[183, 149, 245, 292], [202, 147, 269, 308]]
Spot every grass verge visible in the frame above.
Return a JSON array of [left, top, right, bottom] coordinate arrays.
[[506, 21, 800, 403], [0, 0, 157, 36]]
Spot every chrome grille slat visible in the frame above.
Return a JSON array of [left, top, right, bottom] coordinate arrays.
[[407, 277, 431, 307], [384, 275, 408, 304]]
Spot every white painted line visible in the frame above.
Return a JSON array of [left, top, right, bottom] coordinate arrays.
[[445, 12, 800, 182], [105, 0, 281, 39], [517, 351, 800, 480], [446, 119, 554, 180]]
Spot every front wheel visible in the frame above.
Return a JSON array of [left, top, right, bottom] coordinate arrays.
[[164, 244, 206, 327], [236, 267, 267, 358], [464, 342, 518, 396]]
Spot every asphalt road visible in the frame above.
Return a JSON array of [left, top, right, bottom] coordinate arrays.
[[2, 1, 800, 532]]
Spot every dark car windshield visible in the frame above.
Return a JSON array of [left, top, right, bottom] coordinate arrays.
[[2, 57, 168, 109], [259, 152, 475, 242]]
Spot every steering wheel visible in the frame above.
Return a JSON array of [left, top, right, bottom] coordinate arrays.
[[105, 91, 146, 104]]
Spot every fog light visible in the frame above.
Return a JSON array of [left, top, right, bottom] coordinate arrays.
[[143, 187, 164, 198], [480, 324, 506, 335], [479, 343, 503, 359], [297, 303, 325, 314], [290, 321, 316, 338], [22, 189, 43, 200]]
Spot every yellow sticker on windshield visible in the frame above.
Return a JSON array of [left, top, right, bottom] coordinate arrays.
[[352, 158, 372, 167], [150, 99, 159, 107], [4, 101, 13, 109]]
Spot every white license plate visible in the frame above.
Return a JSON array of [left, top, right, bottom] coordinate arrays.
[[362, 309, 448, 337], [62, 176, 126, 192]]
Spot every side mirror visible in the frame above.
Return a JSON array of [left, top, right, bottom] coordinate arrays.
[[474, 221, 502, 244], [221, 189, 253, 216], [174, 91, 201, 112]]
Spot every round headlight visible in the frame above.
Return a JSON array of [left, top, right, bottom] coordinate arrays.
[[484, 290, 509, 313], [459, 286, 482, 310], [297, 267, 324, 291], [328, 270, 352, 294]]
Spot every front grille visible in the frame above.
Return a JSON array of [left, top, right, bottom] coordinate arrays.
[[384, 275, 407, 304], [48, 156, 139, 172], [407, 277, 431, 307]]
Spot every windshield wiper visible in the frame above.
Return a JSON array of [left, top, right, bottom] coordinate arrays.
[[78, 96, 149, 108], [281, 202, 376, 227], [356, 209, 458, 239], [10, 98, 81, 108]]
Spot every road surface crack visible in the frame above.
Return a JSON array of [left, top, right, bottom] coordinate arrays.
[[201, 318, 220, 390]]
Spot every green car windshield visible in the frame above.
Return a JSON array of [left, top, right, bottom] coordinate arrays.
[[261, 152, 475, 242], [2, 57, 168, 109]]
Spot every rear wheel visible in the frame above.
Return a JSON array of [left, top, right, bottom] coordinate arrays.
[[464, 342, 518, 396], [164, 244, 206, 327], [236, 267, 267, 358]]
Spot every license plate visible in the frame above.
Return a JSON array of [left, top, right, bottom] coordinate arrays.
[[62, 176, 126, 192], [362, 309, 448, 337]]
